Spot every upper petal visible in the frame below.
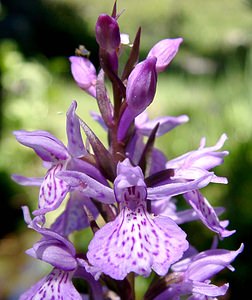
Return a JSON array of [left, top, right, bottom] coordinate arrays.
[[14, 130, 69, 162], [136, 114, 189, 137], [147, 174, 213, 201], [147, 38, 183, 73], [66, 101, 86, 158], [185, 244, 244, 281]]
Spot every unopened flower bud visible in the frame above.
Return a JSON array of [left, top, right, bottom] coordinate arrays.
[[126, 56, 157, 113], [147, 38, 183, 73], [95, 14, 121, 52], [69, 56, 97, 98]]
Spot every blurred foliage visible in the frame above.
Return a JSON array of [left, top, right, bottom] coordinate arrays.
[[0, 0, 251, 299]]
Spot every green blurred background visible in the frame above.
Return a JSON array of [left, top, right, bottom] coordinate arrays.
[[0, 0, 251, 299]]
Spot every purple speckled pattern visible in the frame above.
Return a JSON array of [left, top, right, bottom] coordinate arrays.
[[20, 269, 82, 300], [87, 159, 188, 280], [34, 163, 69, 215]]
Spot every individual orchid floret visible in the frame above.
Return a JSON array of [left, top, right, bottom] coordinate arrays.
[[147, 38, 183, 73], [86, 159, 188, 280], [166, 133, 229, 184], [117, 57, 157, 141], [154, 244, 244, 300], [69, 56, 97, 98], [22, 205, 77, 270], [95, 14, 121, 53], [20, 206, 104, 300], [58, 159, 216, 280], [12, 101, 87, 215]]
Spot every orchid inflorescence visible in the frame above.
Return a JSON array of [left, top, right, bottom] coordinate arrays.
[[13, 2, 243, 300]]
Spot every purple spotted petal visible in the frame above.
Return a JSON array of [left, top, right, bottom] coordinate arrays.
[[20, 268, 82, 300], [13, 130, 69, 162], [34, 163, 69, 215], [136, 114, 189, 137], [87, 206, 188, 280], [11, 174, 43, 186], [69, 56, 97, 97], [57, 170, 115, 204], [51, 191, 99, 236], [184, 190, 235, 238], [66, 101, 86, 158], [147, 38, 183, 73]]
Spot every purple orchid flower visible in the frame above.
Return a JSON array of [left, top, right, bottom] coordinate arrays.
[[20, 206, 103, 300], [149, 134, 233, 238], [166, 134, 229, 184], [12, 101, 104, 217], [154, 244, 244, 300], [58, 158, 214, 280], [12, 4, 243, 299]]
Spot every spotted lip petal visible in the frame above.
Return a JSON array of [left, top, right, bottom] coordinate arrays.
[[184, 190, 235, 238], [19, 268, 82, 300], [87, 205, 188, 280], [34, 163, 69, 216]]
